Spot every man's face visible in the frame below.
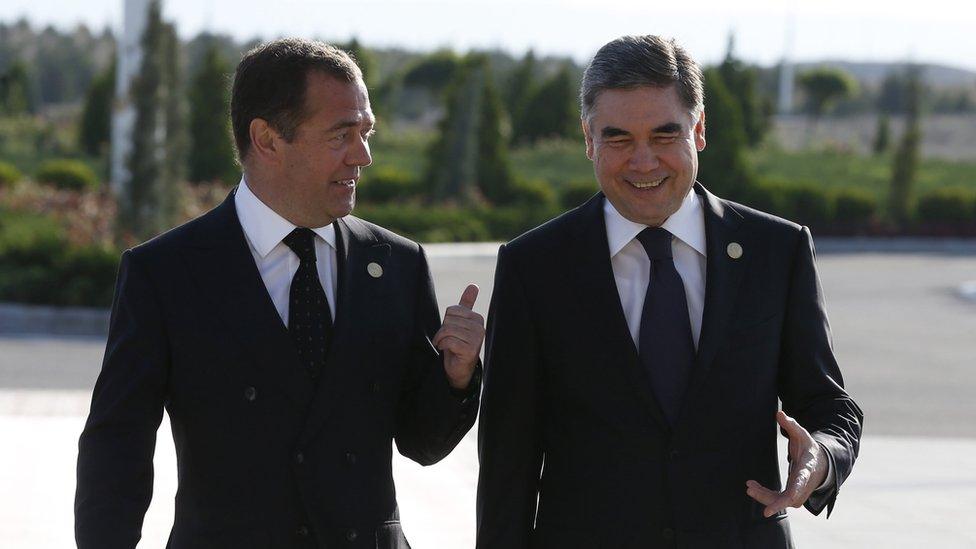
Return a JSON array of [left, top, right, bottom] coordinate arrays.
[[583, 85, 705, 227], [276, 72, 374, 227]]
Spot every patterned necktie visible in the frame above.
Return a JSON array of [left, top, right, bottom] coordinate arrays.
[[636, 227, 695, 426], [282, 228, 333, 381]]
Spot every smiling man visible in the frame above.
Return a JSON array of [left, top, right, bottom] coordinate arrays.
[[76, 39, 483, 549], [476, 35, 862, 548]]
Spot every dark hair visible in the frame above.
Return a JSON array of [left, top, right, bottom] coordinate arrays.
[[580, 35, 704, 121], [231, 38, 362, 161]]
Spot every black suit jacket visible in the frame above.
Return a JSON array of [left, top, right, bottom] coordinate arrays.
[[476, 185, 862, 549], [76, 190, 479, 549]]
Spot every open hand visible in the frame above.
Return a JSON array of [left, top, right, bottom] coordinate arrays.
[[745, 410, 828, 517], [432, 284, 484, 389]]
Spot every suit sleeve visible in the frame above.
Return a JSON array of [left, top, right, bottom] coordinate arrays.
[[777, 226, 864, 517], [75, 250, 169, 549], [393, 244, 480, 466], [476, 244, 544, 549]]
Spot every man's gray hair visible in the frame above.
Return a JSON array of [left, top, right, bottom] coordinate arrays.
[[580, 35, 704, 122]]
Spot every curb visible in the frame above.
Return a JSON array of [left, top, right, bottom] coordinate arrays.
[[0, 303, 110, 337]]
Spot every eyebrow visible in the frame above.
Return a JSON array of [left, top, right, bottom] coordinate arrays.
[[652, 122, 683, 134], [600, 126, 630, 138]]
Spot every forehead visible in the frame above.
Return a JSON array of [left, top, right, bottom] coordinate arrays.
[[303, 72, 372, 122], [590, 85, 692, 129]]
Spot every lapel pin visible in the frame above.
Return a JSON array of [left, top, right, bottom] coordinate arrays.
[[367, 262, 383, 278], [726, 242, 743, 259]]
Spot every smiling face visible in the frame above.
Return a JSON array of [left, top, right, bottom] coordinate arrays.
[[583, 85, 705, 227], [275, 71, 374, 227]]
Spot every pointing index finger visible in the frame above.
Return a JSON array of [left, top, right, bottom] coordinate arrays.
[[458, 283, 479, 309]]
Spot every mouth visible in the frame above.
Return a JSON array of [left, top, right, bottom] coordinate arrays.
[[332, 179, 357, 188], [625, 176, 667, 189]]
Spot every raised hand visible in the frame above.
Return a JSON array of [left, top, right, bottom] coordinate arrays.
[[432, 284, 485, 389], [745, 410, 829, 517]]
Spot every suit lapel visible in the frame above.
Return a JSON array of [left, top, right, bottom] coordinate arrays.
[[181, 189, 314, 409], [298, 216, 390, 446], [568, 194, 670, 432], [681, 183, 748, 411]]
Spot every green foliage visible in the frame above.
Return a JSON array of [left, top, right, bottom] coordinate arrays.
[[514, 64, 579, 145], [505, 50, 537, 142], [425, 55, 514, 205], [718, 35, 771, 148], [0, 160, 23, 187], [187, 42, 237, 184], [78, 60, 115, 157], [356, 204, 491, 242], [0, 209, 119, 307], [916, 187, 976, 224], [340, 38, 375, 86], [356, 167, 423, 204], [560, 179, 599, 210], [833, 188, 878, 226], [872, 114, 891, 156], [797, 67, 858, 119], [35, 159, 99, 191], [888, 66, 922, 226], [402, 51, 460, 92], [0, 60, 33, 114], [118, 0, 184, 242], [508, 178, 557, 209], [744, 179, 830, 229], [698, 68, 754, 200]]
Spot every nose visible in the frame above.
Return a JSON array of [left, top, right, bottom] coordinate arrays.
[[347, 134, 372, 168], [629, 142, 660, 173]]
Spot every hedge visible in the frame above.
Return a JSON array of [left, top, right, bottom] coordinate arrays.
[[34, 159, 99, 191], [0, 161, 23, 188]]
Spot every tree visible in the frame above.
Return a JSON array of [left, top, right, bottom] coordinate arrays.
[[505, 50, 537, 143], [872, 114, 890, 156], [78, 60, 115, 157], [425, 55, 514, 205], [697, 68, 754, 200], [340, 38, 375, 86], [0, 60, 32, 114], [888, 66, 922, 226], [116, 0, 183, 242], [187, 42, 237, 184], [718, 34, 771, 148], [797, 67, 858, 124], [513, 63, 579, 145]]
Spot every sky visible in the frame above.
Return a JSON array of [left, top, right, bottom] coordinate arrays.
[[3, 0, 975, 71]]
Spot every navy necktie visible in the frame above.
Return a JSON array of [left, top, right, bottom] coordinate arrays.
[[283, 228, 333, 382], [636, 227, 695, 426]]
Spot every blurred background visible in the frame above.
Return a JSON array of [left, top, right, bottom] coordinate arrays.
[[1, 0, 974, 547]]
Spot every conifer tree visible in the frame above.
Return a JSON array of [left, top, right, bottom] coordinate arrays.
[[188, 42, 236, 184]]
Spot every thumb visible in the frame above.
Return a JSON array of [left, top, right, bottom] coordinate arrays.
[[776, 410, 804, 439], [458, 283, 479, 309]]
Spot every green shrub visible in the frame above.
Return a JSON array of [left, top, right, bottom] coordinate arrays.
[[357, 167, 423, 204], [0, 209, 120, 307], [560, 179, 599, 210], [34, 159, 99, 191], [509, 178, 557, 209], [916, 187, 976, 224], [356, 205, 491, 242], [742, 179, 831, 229], [0, 161, 23, 187], [833, 188, 877, 225]]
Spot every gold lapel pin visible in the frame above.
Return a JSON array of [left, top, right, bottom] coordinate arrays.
[[367, 262, 383, 278], [726, 242, 743, 259]]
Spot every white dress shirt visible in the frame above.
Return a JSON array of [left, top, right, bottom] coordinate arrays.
[[234, 177, 338, 327], [604, 189, 707, 349]]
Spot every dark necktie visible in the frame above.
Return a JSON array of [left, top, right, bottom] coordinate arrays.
[[283, 228, 333, 381], [636, 227, 695, 426]]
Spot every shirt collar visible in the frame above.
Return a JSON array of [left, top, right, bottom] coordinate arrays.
[[235, 176, 337, 258], [603, 188, 707, 258]]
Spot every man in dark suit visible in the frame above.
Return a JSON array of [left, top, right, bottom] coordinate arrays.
[[76, 38, 484, 549], [476, 35, 862, 548]]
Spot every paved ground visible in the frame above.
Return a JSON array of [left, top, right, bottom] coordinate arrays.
[[2, 247, 976, 547]]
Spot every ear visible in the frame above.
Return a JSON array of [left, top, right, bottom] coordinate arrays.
[[248, 118, 281, 164], [694, 110, 706, 152], [581, 117, 595, 160]]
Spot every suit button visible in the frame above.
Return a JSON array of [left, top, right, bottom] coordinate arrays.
[[244, 386, 257, 401], [662, 527, 675, 540], [346, 452, 357, 465], [296, 525, 309, 537], [295, 452, 305, 464], [345, 528, 358, 541], [669, 449, 680, 460]]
